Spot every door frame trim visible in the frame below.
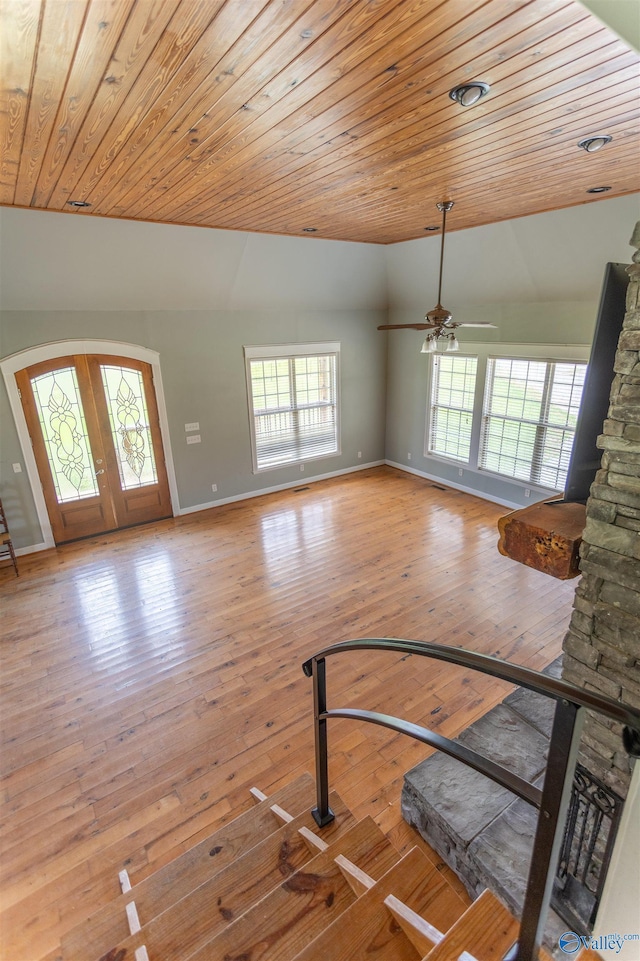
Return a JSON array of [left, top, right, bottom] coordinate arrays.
[[1, 340, 180, 549]]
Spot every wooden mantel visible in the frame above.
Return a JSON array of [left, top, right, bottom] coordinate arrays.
[[497, 500, 587, 580]]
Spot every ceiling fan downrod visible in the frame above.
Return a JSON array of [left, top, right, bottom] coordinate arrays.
[[426, 200, 454, 327]]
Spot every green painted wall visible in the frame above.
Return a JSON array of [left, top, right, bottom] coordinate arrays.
[[0, 307, 387, 549]]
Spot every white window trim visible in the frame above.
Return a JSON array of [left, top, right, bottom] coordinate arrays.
[[244, 342, 341, 474], [424, 342, 590, 491]]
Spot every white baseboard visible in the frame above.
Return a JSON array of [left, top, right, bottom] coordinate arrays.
[[15, 459, 522, 553], [384, 460, 525, 510], [178, 461, 386, 516]]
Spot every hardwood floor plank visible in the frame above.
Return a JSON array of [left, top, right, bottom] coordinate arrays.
[[0, 467, 574, 959]]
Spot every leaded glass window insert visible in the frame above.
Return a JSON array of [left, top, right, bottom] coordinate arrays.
[[100, 365, 159, 489], [30, 367, 99, 502]]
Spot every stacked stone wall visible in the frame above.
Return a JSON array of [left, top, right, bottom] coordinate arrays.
[[562, 258, 640, 799]]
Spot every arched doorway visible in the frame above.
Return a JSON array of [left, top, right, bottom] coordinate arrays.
[[2, 341, 178, 548]]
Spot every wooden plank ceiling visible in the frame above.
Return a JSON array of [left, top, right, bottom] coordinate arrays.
[[1, 0, 638, 244]]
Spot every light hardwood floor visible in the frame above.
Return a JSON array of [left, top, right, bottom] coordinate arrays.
[[0, 467, 577, 961]]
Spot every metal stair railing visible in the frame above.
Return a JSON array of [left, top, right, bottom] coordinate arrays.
[[302, 639, 640, 961]]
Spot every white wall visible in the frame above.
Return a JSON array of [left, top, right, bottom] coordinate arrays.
[[592, 760, 640, 959]]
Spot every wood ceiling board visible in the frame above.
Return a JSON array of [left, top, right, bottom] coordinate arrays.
[[0, 0, 42, 203], [12, 0, 90, 206], [47, 1, 220, 208], [43, 0, 182, 209], [148, 0, 546, 225], [179, 42, 631, 235], [223, 142, 640, 244], [30, 0, 138, 208], [1, 0, 637, 243], [119, 0, 462, 222], [134, 0, 498, 222], [224, 53, 638, 241], [62, 0, 268, 212], [108, 0, 363, 219], [204, 33, 631, 233], [274, 107, 640, 220]]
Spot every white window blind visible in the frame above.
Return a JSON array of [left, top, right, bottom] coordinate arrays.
[[479, 357, 587, 490], [245, 343, 340, 472], [427, 354, 478, 463]]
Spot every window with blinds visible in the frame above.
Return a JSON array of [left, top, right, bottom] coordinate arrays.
[[479, 357, 587, 490], [427, 354, 478, 462], [245, 343, 340, 472]]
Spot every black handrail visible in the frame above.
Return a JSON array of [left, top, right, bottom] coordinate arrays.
[[302, 638, 640, 961]]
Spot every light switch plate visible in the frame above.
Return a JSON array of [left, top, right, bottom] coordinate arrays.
[[186, 434, 201, 445], [185, 422, 199, 432]]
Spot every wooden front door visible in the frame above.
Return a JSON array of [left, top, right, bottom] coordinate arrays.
[[16, 354, 173, 544]]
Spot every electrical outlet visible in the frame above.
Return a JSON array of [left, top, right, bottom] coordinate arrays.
[[458, 468, 464, 476], [186, 434, 201, 445], [211, 484, 217, 492], [524, 488, 531, 497], [300, 464, 304, 472], [12, 463, 22, 473], [357, 451, 362, 459], [185, 422, 199, 432], [407, 453, 412, 461]]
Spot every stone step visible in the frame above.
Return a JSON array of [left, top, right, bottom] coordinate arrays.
[[402, 658, 570, 948], [402, 701, 548, 897]]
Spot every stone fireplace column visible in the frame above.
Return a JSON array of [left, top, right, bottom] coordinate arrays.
[[562, 226, 640, 801]]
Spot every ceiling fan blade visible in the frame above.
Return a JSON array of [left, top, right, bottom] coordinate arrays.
[[456, 322, 498, 328], [377, 323, 436, 331]]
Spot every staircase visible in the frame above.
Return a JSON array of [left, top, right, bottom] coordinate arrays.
[[61, 772, 596, 961]]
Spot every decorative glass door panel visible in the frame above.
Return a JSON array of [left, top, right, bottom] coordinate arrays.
[[17, 355, 172, 544], [100, 364, 159, 489], [30, 366, 101, 502]]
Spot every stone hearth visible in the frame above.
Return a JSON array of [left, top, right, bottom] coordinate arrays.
[[401, 657, 568, 947]]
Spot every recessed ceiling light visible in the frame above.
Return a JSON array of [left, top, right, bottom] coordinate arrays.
[[578, 135, 612, 153], [424, 225, 439, 231], [303, 227, 317, 233], [586, 186, 612, 194], [67, 200, 91, 208], [449, 82, 490, 107]]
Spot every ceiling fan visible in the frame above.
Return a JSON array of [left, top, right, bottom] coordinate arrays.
[[378, 200, 497, 352]]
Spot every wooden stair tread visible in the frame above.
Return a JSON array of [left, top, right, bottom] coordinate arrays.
[[181, 815, 400, 961], [63, 773, 319, 958], [290, 845, 468, 961], [422, 889, 519, 961], [90, 791, 352, 961]]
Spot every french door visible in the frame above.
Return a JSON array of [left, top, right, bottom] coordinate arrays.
[[16, 354, 173, 544]]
